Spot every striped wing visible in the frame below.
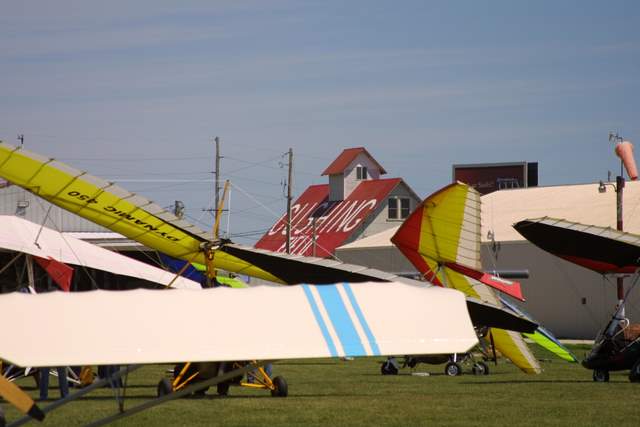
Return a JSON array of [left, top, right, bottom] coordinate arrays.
[[392, 182, 523, 300], [392, 182, 482, 273], [0, 283, 477, 366], [392, 183, 540, 373]]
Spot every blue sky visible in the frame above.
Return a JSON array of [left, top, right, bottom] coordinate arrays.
[[1, 1, 639, 243]]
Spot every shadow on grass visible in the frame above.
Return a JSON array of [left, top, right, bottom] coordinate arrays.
[[460, 379, 596, 384], [276, 362, 340, 366]]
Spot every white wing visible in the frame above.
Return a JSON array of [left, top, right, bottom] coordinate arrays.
[[0, 215, 199, 290], [0, 283, 477, 366]]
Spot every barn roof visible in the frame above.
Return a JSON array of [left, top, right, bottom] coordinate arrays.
[[321, 147, 387, 176]]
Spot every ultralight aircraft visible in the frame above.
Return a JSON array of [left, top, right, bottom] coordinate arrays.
[[0, 142, 536, 425]]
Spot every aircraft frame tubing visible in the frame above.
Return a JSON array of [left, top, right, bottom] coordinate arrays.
[[8, 365, 141, 427], [84, 361, 269, 427]]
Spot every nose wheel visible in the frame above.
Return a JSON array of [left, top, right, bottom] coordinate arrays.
[[592, 369, 610, 382]]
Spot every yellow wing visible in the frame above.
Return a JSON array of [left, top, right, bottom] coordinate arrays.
[[392, 182, 541, 374], [0, 142, 283, 283]]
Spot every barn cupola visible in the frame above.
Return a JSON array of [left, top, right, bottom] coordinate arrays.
[[321, 147, 387, 201]]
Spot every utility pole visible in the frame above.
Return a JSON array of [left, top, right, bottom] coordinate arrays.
[[285, 148, 293, 254], [214, 137, 221, 239]]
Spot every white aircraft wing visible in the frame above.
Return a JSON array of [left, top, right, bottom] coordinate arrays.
[[0, 215, 199, 290], [0, 283, 477, 367]]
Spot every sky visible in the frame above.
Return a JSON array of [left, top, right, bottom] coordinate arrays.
[[2, 0, 639, 244]]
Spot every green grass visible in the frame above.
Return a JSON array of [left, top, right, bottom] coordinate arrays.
[[4, 345, 640, 426]]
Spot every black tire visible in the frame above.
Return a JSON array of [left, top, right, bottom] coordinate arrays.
[[271, 376, 288, 397], [480, 361, 490, 375], [628, 359, 640, 382], [593, 369, 610, 382], [472, 362, 489, 376], [157, 378, 173, 397], [381, 361, 398, 375], [444, 362, 462, 377], [217, 381, 230, 396]]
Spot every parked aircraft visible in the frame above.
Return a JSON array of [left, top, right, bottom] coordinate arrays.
[[0, 142, 535, 425], [515, 217, 640, 382]]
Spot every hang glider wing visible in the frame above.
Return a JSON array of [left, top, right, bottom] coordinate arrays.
[[0, 215, 200, 290], [0, 283, 477, 367], [391, 182, 524, 301], [499, 296, 578, 363], [217, 244, 537, 333], [391, 183, 540, 373], [514, 217, 640, 274], [219, 244, 396, 284], [0, 142, 283, 284]]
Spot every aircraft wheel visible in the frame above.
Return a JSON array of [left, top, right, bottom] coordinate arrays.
[[217, 381, 230, 396], [271, 376, 288, 397], [593, 369, 610, 382], [157, 378, 173, 397], [381, 361, 398, 375], [445, 362, 462, 377], [628, 359, 640, 382], [472, 362, 489, 376]]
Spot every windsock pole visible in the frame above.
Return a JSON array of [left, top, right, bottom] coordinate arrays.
[[610, 132, 638, 312]]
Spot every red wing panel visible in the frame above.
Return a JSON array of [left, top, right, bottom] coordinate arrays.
[[445, 262, 524, 301], [34, 256, 74, 292]]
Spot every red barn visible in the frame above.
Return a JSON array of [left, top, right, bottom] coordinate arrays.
[[255, 147, 420, 257]]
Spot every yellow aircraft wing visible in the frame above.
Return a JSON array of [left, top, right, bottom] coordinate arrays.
[[0, 142, 282, 283], [391, 182, 541, 374]]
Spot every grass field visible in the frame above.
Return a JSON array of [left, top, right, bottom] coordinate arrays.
[[4, 344, 640, 426]]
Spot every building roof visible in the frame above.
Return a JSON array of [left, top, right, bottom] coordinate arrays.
[[481, 180, 640, 242], [254, 178, 402, 256], [337, 180, 640, 249], [338, 225, 399, 250], [321, 147, 387, 176]]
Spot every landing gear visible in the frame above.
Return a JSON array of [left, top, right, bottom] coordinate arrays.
[[628, 359, 640, 382], [472, 361, 489, 376], [157, 378, 173, 397], [216, 381, 230, 396], [445, 362, 462, 376], [271, 376, 288, 397], [593, 369, 610, 382], [381, 358, 399, 375]]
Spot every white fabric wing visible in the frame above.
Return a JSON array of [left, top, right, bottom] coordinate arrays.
[[0, 215, 199, 290]]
